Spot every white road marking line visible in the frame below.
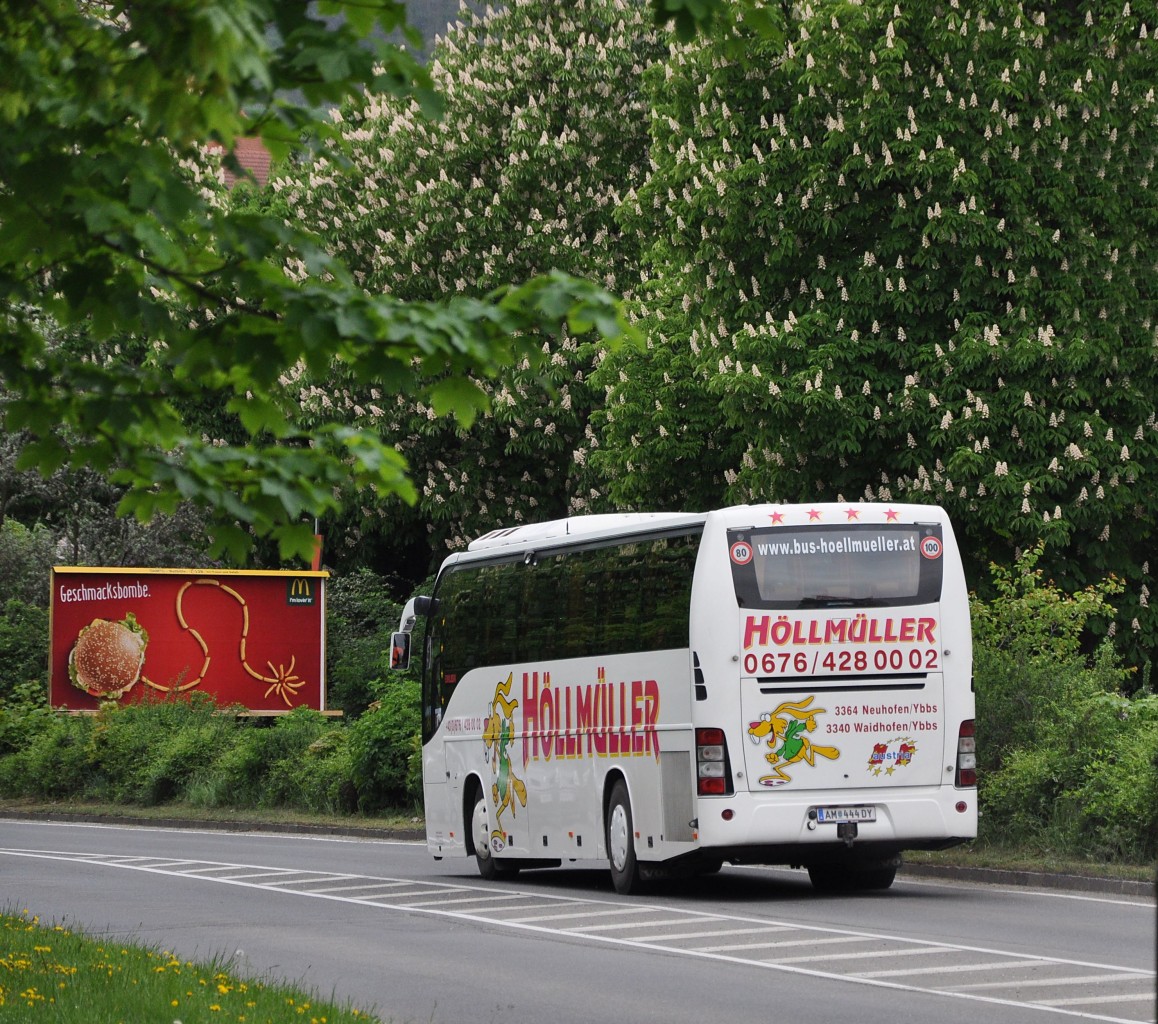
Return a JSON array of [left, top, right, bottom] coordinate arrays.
[[180, 865, 301, 876], [364, 887, 460, 899], [952, 971, 1153, 992], [512, 906, 660, 926], [657, 926, 794, 942], [858, 957, 1045, 978], [303, 880, 416, 893], [248, 875, 345, 886], [401, 893, 533, 908], [898, 874, 1153, 909], [1036, 992, 1157, 1007], [697, 934, 867, 954], [778, 944, 956, 965], [491, 902, 592, 922], [567, 916, 711, 934], [212, 870, 308, 881]]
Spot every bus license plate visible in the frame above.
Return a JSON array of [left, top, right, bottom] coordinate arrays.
[[816, 805, 876, 825]]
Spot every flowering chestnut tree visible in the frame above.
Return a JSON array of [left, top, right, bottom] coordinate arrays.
[[276, 0, 667, 559], [593, 1, 1158, 666]]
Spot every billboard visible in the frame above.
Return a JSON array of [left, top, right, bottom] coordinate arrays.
[[49, 567, 328, 713]]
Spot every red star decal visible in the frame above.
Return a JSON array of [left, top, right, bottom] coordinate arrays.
[[769, 511, 784, 524], [807, 508, 822, 521], [884, 508, 900, 522], [845, 507, 861, 521]]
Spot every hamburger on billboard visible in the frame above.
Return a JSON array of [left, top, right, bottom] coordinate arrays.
[[50, 567, 329, 713]]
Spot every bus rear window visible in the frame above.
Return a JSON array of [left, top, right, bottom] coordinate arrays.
[[728, 523, 944, 609]]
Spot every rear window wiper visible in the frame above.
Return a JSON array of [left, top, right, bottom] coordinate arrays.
[[798, 595, 882, 608]]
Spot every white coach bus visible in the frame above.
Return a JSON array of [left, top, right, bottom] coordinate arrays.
[[392, 503, 976, 894]]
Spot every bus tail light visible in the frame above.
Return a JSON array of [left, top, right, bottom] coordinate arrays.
[[696, 728, 733, 796], [955, 720, 976, 787]]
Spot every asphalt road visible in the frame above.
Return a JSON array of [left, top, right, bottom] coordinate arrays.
[[1, 818, 1154, 1024]]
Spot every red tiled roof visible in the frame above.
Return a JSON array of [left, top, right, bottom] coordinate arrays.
[[206, 136, 272, 188], [221, 136, 272, 188]]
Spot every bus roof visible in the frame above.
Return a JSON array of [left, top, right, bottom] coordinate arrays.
[[463, 503, 953, 555], [468, 512, 706, 552]]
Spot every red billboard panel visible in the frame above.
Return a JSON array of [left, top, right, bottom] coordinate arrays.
[[49, 567, 328, 713]]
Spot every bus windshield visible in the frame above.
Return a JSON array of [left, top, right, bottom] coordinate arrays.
[[728, 523, 944, 609]]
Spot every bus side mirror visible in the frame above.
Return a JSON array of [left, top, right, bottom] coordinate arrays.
[[390, 631, 412, 671]]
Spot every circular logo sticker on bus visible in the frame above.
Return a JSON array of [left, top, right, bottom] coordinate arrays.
[[730, 541, 754, 566], [920, 536, 943, 560]]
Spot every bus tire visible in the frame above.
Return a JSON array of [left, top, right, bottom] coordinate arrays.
[[606, 780, 641, 895], [470, 786, 519, 880], [854, 860, 898, 890], [807, 857, 897, 892]]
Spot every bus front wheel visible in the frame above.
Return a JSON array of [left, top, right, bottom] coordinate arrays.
[[606, 780, 642, 895], [470, 787, 519, 880]]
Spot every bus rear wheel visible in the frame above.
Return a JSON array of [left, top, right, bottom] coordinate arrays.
[[807, 857, 898, 892], [606, 780, 642, 895], [470, 787, 519, 880]]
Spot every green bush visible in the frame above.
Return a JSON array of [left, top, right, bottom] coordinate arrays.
[[179, 723, 273, 808], [346, 675, 422, 811], [0, 679, 56, 756], [243, 710, 350, 812], [1068, 695, 1158, 860], [81, 694, 235, 804], [0, 519, 55, 607], [980, 693, 1158, 861], [325, 568, 404, 717], [972, 545, 1156, 860], [979, 745, 1069, 848], [3, 700, 342, 810], [0, 712, 93, 800], [326, 632, 393, 718], [272, 725, 358, 815], [972, 544, 1130, 773], [0, 598, 49, 702], [178, 708, 357, 815], [188, 723, 275, 808], [136, 710, 243, 806]]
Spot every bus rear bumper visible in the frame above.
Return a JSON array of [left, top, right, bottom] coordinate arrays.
[[693, 787, 977, 856]]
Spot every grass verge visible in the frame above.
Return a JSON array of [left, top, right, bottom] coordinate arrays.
[[0, 909, 380, 1023], [905, 843, 1156, 883], [0, 798, 422, 835]]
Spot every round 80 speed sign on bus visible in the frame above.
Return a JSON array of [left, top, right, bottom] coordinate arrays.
[[730, 540, 754, 565]]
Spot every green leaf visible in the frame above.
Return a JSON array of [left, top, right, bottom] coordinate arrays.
[[229, 394, 290, 438], [428, 377, 490, 428]]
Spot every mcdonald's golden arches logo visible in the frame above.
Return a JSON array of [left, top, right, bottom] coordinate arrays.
[[286, 577, 315, 606]]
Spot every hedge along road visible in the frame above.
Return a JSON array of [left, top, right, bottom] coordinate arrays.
[[0, 818, 1154, 1024]]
